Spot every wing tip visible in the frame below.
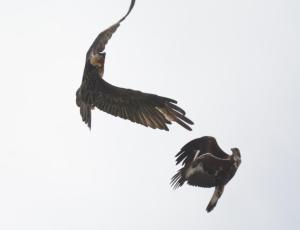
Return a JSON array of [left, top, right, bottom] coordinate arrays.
[[175, 119, 193, 131], [119, 0, 136, 23]]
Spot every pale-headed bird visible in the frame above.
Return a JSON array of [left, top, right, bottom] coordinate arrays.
[[76, 0, 193, 130]]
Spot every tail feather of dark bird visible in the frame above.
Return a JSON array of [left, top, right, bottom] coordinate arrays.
[[170, 168, 185, 189], [80, 103, 92, 129]]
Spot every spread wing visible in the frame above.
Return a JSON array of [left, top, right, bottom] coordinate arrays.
[[175, 136, 228, 166], [92, 79, 193, 131], [86, 0, 135, 58]]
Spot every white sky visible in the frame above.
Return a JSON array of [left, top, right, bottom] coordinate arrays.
[[0, 0, 299, 229]]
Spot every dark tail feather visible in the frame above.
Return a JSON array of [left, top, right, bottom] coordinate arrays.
[[206, 185, 224, 212], [80, 103, 92, 129], [170, 168, 185, 189], [119, 0, 135, 23]]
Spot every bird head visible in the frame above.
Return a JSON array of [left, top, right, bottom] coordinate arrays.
[[90, 53, 106, 68], [231, 148, 241, 167]]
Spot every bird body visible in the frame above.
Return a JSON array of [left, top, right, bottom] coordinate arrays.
[[171, 136, 241, 212], [76, 0, 193, 130], [185, 152, 240, 188]]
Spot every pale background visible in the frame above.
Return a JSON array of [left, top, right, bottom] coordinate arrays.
[[0, 0, 299, 229]]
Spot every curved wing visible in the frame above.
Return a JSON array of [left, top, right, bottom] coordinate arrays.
[[175, 136, 228, 166], [86, 0, 135, 58], [90, 79, 194, 131]]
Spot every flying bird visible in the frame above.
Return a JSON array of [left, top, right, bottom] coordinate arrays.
[[171, 136, 241, 212], [76, 0, 193, 131]]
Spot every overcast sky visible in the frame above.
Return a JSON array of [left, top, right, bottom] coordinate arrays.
[[0, 0, 299, 229]]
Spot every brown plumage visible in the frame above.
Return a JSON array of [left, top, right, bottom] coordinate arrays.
[[171, 136, 241, 212], [76, 0, 193, 130]]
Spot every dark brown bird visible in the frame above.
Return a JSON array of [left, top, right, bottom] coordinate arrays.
[[171, 136, 241, 212], [76, 0, 193, 131]]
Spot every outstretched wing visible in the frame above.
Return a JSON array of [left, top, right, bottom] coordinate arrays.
[[175, 136, 228, 166], [86, 0, 135, 58], [92, 79, 194, 131]]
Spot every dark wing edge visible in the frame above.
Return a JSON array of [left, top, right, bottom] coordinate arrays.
[[170, 168, 185, 189], [175, 136, 228, 166], [87, 0, 135, 57], [119, 0, 135, 23], [94, 79, 194, 131]]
